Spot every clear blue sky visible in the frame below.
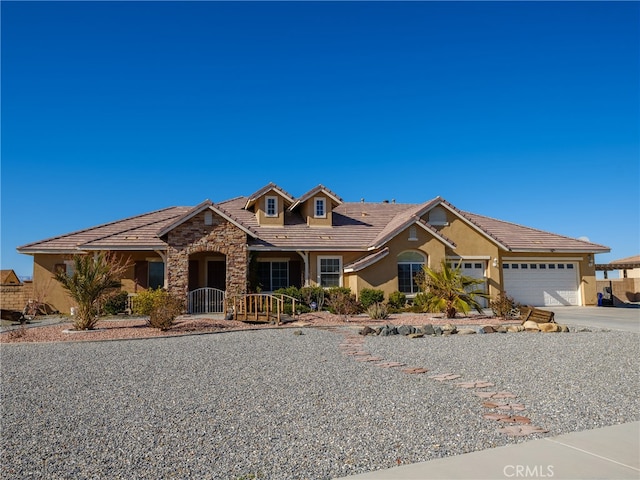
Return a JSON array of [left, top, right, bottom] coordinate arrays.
[[2, 1, 638, 279]]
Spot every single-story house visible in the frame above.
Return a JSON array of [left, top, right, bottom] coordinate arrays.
[[17, 183, 609, 313]]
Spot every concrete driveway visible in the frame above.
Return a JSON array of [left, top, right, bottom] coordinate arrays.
[[552, 306, 640, 333]]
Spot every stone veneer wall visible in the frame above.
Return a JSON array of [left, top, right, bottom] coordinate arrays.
[[165, 210, 248, 301]]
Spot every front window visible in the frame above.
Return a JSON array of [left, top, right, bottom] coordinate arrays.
[[266, 196, 277, 217], [257, 261, 289, 291], [318, 256, 341, 287], [148, 262, 165, 289], [397, 251, 425, 294], [315, 198, 326, 218]]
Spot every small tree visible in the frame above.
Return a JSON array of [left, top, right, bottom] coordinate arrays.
[[54, 252, 130, 330], [417, 261, 488, 319]]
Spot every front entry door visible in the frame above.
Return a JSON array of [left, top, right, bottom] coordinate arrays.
[[207, 260, 226, 291]]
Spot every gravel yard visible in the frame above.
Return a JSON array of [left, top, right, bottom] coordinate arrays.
[[1, 326, 639, 479]]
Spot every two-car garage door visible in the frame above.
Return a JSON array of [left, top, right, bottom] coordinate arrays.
[[502, 262, 580, 306]]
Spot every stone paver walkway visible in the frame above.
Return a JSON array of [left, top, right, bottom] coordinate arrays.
[[328, 326, 550, 437]]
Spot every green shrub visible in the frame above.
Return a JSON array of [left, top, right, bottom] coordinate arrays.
[[412, 292, 432, 312], [102, 291, 130, 316], [326, 287, 359, 318], [273, 286, 302, 301], [387, 291, 407, 310], [366, 302, 389, 320], [300, 286, 326, 310], [132, 288, 166, 316], [147, 291, 184, 331], [359, 288, 385, 309]]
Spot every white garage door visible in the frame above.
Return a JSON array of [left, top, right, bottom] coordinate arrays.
[[449, 260, 488, 308], [503, 262, 580, 306], [461, 261, 487, 307]]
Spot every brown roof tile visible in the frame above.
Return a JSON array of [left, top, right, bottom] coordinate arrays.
[[17, 191, 610, 255]]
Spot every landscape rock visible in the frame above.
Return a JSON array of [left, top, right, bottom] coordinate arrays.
[[506, 325, 525, 333], [538, 323, 560, 333], [421, 324, 435, 336], [397, 325, 412, 336], [359, 326, 376, 336], [457, 328, 477, 335], [523, 320, 540, 332], [442, 323, 457, 334], [479, 325, 495, 334], [407, 333, 424, 339], [434, 326, 443, 336]]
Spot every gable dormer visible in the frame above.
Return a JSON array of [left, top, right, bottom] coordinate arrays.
[[244, 183, 295, 227], [289, 185, 343, 227]]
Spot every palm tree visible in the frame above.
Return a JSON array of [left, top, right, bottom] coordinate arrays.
[[418, 260, 488, 319], [54, 252, 129, 330]]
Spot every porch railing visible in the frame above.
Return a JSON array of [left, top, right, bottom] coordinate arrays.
[[188, 288, 226, 314]]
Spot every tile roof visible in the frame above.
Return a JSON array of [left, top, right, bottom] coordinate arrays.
[[289, 184, 343, 211], [460, 211, 610, 253], [18, 207, 192, 252], [17, 190, 610, 255], [610, 255, 640, 264], [244, 182, 295, 209]]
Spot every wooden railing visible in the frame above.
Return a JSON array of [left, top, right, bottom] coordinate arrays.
[[230, 293, 298, 325]]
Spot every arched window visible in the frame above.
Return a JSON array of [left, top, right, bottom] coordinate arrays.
[[397, 251, 426, 295]]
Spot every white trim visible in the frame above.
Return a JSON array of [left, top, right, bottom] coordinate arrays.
[[265, 196, 278, 217], [314, 197, 327, 218], [502, 256, 583, 262], [446, 255, 491, 260]]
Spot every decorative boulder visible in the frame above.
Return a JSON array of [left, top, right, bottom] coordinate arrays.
[[506, 325, 525, 333], [359, 326, 376, 336], [421, 324, 436, 336], [538, 322, 561, 333], [457, 328, 477, 335], [479, 325, 496, 334], [397, 325, 412, 336], [442, 323, 457, 334], [523, 320, 541, 332]]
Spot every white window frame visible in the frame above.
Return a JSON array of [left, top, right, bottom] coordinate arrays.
[[317, 255, 342, 287], [314, 197, 326, 218], [397, 251, 425, 296], [408, 225, 418, 241], [266, 196, 278, 217]]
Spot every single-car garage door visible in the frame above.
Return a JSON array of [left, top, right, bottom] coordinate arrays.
[[502, 262, 580, 306]]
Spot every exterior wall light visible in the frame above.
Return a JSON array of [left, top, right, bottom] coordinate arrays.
[[492, 258, 499, 267]]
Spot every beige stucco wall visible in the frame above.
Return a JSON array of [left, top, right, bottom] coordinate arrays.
[[31, 252, 159, 314], [256, 194, 286, 226], [302, 194, 333, 227]]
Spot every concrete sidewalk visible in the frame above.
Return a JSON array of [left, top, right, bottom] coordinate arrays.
[[336, 421, 639, 479]]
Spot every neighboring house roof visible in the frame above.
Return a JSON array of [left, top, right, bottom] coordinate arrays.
[[17, 188, 610, 255], [1, 269, 21, 285], [596, 254, 640, 271], [610, 255, 640, 264]]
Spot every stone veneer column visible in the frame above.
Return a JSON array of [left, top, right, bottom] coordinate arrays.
[[165, 211, 248, 303]]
